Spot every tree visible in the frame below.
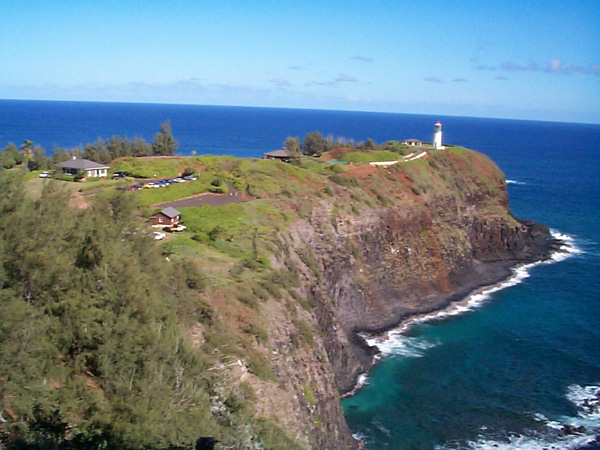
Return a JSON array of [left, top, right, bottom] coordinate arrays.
[[152, 120, 179, 156], [2, 143, 23, 169], [301, 131, 325, 156], [26, 146, 47, 171], [358, 138, 379, 151], [283, 137, 301, 157], [0, 175, 217, 448], [20, 140, 34, 157]]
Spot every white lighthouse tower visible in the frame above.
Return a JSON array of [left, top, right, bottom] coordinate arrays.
[[433, 121, 444, 149]]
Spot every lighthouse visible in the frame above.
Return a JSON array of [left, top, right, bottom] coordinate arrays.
[[433, 121, 444, 149]]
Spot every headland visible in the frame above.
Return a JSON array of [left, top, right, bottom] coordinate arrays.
[[1, 140, 559, 449]]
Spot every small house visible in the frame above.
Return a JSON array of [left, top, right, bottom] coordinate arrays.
[[151, 207, 181, 228], [262, 148, 299, 162], [401, 139, 422, 147], [59, 158, 109, 178]]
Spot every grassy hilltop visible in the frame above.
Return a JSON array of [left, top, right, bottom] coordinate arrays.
[[0, 145, 513, 449]]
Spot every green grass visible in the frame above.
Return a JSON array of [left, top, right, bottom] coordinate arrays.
[[341, 150, 400, 163], [79, 179, 130, 192], [111, 158, 182, 178], [134, 177, 216, 207]]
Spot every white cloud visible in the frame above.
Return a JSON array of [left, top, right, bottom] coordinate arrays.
[[270, 77, 292, 87], [350, 56, 373, 63], [335, 73, 359, 83], [547, 59, 563, 73], [474, 59, 599, 76], [308, 73, 361, 87]]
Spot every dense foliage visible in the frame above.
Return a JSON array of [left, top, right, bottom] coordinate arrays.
[[0, 121, 178, 172], [0, 171, 297, 449], [0, 133, 495, 449]]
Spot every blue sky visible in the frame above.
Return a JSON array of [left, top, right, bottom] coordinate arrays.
[[1, 0, 599, 123]]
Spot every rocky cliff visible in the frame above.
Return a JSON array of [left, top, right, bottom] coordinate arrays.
[[261, 147, 558, 448], [0, 148, 558, 450]]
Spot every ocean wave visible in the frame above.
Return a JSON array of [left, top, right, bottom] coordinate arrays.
[[355, 230, 582, 396], [362, 230, 580, 358], [436, 433, 595, 450], [435, 382, 600, 450], [506, 179, 527, 185], [549, 230, 583, 262], [362, 331, 438, 359]]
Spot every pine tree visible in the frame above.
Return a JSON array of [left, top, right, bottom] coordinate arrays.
[[152, 120, 179, 156]]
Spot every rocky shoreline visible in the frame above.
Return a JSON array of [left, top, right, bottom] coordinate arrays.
[[330, 218, 563, 397], [272, 150, 568, 448], [345, 224, 564, 396]]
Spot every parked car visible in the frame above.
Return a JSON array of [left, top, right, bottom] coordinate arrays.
[[128, 184, 141, 191], [153, 231, 166, 240], [112, 171, 127, 179], [183, 175, 197, 181], [172, 178, 186, 183], [166, 224, 187, 232], [39, 171, 52, 178]]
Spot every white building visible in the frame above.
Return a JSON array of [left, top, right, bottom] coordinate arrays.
[[59, 158, 109, 178], [433, 121, 444, 149]]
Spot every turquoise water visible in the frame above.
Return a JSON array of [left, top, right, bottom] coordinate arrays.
[[1, 100, 599, 449], [342, 122, 600, 449]]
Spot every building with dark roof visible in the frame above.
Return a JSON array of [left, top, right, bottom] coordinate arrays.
[[150, 207, 181, 228], [401, 138, 423, 147], [262, 148, 299, 162]]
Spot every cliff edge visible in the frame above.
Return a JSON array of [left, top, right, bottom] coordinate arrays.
[[265, 147, 558, 447], [0, 147, 558, 449]]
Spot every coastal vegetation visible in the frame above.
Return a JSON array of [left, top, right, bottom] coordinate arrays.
[[0, 121, 178, 173], [0, 126, 532, 449]]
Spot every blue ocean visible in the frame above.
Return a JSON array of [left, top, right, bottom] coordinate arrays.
[[1, 99, 599, 449]]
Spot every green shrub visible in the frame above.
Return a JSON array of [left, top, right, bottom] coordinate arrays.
[[246, 351, 276, 381], [329, 173, 359, 188], [246, 322, 269, 345], [293, 318, 314, 348], [54, 174, 76, 182]]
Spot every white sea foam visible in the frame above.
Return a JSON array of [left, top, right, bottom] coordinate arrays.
[[434, 382, 600, 450], [362, 230, 580, 359], [351, 431, 367, 443], [437, 433, 595, 450], [566, 384, 600, 416], [506, 179, 526, 185], [549, 230, 583, 262], [356, 373, 369, 387], [362, 330, 438, 358]]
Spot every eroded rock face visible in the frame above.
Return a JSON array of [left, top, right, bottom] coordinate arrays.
[[268, 150, 558, 448], [289, 210, 554, 396]]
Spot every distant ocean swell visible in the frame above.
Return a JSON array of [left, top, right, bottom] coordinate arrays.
[[350, 230, 581, 394]]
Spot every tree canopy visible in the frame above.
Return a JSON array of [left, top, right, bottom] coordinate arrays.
[[152, 120, 179, 156], [0, 172, 220, 448], [301, 131, 325, 156], [0, 121, 179, 173]]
